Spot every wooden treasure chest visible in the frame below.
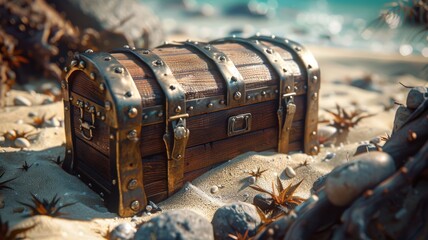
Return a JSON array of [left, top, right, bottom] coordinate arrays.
[[62, 35, 320, 217]]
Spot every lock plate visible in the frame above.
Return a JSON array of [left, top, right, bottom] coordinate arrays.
[[228, 113, 252, 136]]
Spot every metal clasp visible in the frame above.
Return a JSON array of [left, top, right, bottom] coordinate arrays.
[[278, 92, 296, 153], [77, 100, 96, 141], [228, 113, 252, 136]]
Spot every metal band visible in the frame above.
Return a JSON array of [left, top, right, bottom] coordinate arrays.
[[253, 35, 321, 155], [183, 40, 245, 107], [63, 51, 147, 217], [113, 48, 189, 196], [213, 36, 295, 153]]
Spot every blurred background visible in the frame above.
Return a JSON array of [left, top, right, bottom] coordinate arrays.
[[146, 0, 427, 56]]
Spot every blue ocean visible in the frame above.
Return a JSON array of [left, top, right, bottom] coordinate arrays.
[[143, 0, 426, 57]]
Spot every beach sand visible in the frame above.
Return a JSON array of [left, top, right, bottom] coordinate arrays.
[[0, 46, 426, 239]]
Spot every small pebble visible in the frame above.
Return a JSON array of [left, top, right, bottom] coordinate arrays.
[[109, 223, 136, 240], [210, 185, 219, 194], [0, 136, 5, 143], [248, 176, 256, 184], [13, 95, 32, 106], [44, 118, 61, 128], [369, 137, 381, 144], [28, 112, 37, 117], [13, 207, 25, 213], [318, 126, 337, 144], [145, 205, 153, 212], [14, 138, 31, 148], [131, 215, 138, 222], [15, 119, 24, 124], [285, 166, 296, 178], [323, 152, 336, 161]]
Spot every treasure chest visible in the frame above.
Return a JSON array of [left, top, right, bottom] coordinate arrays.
[[62, 35, 320, 217]]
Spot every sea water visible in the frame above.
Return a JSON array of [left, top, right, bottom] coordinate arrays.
[[142, 0, 427, 57]]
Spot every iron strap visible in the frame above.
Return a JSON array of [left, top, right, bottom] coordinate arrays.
[[213, 36, 296, 153], [183, 40, 245, 107], [254, 35, 321, 155], [112, 48, 189, 196]]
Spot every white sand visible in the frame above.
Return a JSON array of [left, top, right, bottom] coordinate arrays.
[[0, 47, 426, 239]]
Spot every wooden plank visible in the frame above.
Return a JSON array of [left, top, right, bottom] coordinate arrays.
[[69, 71, 105, 105], [75, 138, 111, 180], [141, 97, 306, 156]]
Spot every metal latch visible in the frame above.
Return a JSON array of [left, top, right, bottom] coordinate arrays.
[[228, 113, 252, 136], [278, 92, 296, 153], [77, 100, 96, 141], [163, 115, 190, 161]]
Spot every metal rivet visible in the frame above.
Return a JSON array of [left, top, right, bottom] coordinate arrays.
[[294, 86, 298, 92], [304, 85, 308, 90], [286, 86, 291, 92], [232, 34, 236, 38], [100, 192, 104, 197], [104, 56, 111, 61], [231, 76, 237, 82], [219, 100, 225, 104], [312, 93, 318, 100], [271, 35, 276, 39], [312, 131, 317, 136], [70, 60, 77, 67], [61, 81, 67, 89], [310, 146, 319, 154], [143, 50, 150, 54], [207, 102, 214, 108], [64, 106, 69, 111], [218, 55, 226, 62], [274, 89, 279, 94], [295, 46, 301, 51], [186, 39, 191, 42], [128, 107, 138, 118], [194, 41, 199, 45], [84, 102, 89, 108], [105, 101, 111, 111], [125, 91, 132, 97], [247, 95, 251, 100], [130, 200, 140, 211], [77, 174, 81, 178], [170, 85, 176, 90], [204, 45, 211, 50], [143, 114, 148, 120], [284, 39, 289, 43], [176, 154, 182, 159], [127, 130, 138, 142], [78, 61, 86, 69], [234, 91, 242, 100], [64, 66, 69, 73], [69, 96, 73, 101], [114, 67, 123, 74], [89, 72, 96, 80], [188, 106, 194, 111], [99, 83, 105, 91], [256, 32, 261, 37], [308, 64, 312, 69], [128, 179, 138, 190], [96, 111, 101, 117], [254, 40, 260, 44], [312, 76, 318, 83], [175, 106, 182, 113], [157, 111, 163, 117], [131, 47, 136, 50], [266, 48, 273, 54], [261, 91, 266, 96], [101, 115, 106, 121], [123, 45, 130, 49], [67, 149, 71, 154], [153, 59, 163, 66], [163, 41, 169, 45], [112, 179, 116, 185], [88, 183, 92, 188], [110, 134, 114, 140], [85, 49, 94, 53]]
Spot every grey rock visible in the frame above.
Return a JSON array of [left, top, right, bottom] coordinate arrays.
[[135, 209, 213, 240], [354, 143, 378, 156], [14, 138, 31, 148], [323, 152, 336, 161], [46, 0, 164, 49], [13, 95, 32, 106], [393, 105, 413, 133], [253, 193, 273, 212], [43, 117, 61, 128], [211, 202, 261, 240], [325, 152, 395, 206], [406, 87, 427, 109], [350, 75, 382, 93], [109, 223, 136, 240]]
